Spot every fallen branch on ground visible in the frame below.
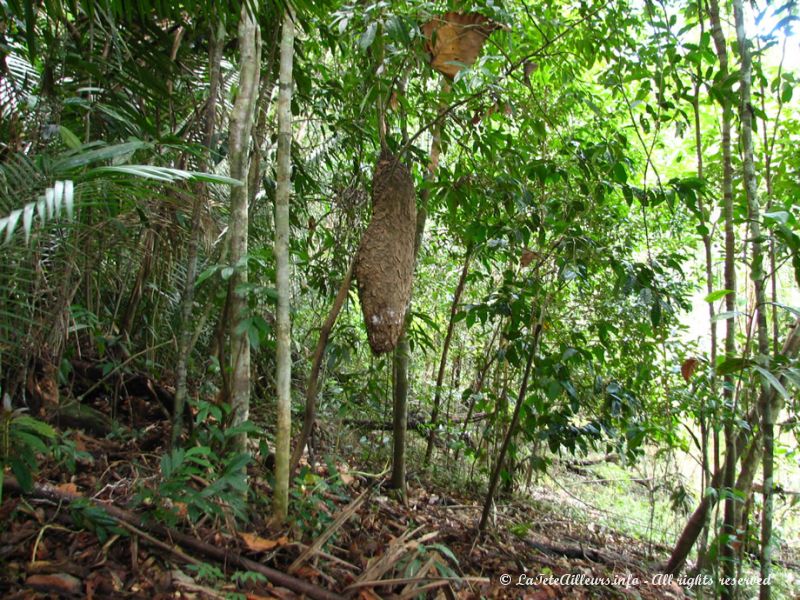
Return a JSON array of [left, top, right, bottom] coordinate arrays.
[[289, 484, 373, 574], [3, 477, 344, 600], [524, 539, 624, 565]]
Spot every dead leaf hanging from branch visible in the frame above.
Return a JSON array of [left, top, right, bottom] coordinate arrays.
[[421, 12, 499, 80]]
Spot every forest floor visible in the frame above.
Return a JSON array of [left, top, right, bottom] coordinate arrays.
[[2, 369, 799, 599]]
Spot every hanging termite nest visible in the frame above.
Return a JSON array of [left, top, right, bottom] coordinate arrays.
[[421, 12, 499, 80], [354, 151, 417, 354]]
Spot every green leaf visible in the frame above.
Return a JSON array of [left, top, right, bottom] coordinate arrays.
[[4, 209, 22, 243], [359, 22, 377, 51], [15, 416, 57, 438], [14, 431, 48, 453], [767, 302, 800, 318], [385, 16, 410, 45], [221, 453, 252, 479], [711, 310, 745, 323], [22, 203, 33, 243], [753, 365, 788, 399], [185, 446, 213, 458], [716, 356, 749, 375], [53, 141, 151, 171], [764, 211, 790, 224], [246, 320, 260, 350], [705, 289, 734, 302], [781, 82, 793, 104], [58, 181, 74, 221], [10, 457, 33, 492], [612, 162, 628, 184], [60, 126, 82, 150], [783, 367, 800, 390], [650, 300, 662, 328], [224, 422, 260, 438], [195, 265, 220, 287], [90, 165, 242, 186]]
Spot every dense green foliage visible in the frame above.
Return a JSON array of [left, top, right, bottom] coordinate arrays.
[[1, 0, 799, 596]]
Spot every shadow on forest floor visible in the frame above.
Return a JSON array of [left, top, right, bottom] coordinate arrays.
[[2, 372, 799, 599]]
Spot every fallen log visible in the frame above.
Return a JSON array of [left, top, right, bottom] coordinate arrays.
[[524, 538, 630, 566], [3, 477, 344, 600], [70, 359, 183, 421], [51, 401, 114, 436]]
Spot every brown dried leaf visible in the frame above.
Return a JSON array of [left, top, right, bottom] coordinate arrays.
[[26, 363, 59, 410], [681, 357, 700, 382], [26, 573, 82, 595], [240, 532, 289, 552], [523, 61, 539, 86], [174, 501, 188, 518], [421, 12, 498, 79], [55, 482, 80, 495], [520, 249, 537, 268], [338, 467, 354, 486], [73, 434, 88, 452], [292, 565, 320, 580]]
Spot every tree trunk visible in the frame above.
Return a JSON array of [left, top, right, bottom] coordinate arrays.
[[734, 437, 761, 531], [706, 0, 738, 592], [227, 4, 261, 454], [478, 322, 542, 532], [453, 326, 501, 464], [731, 2, 772, 596], [755, 35, 787, 359], [666, 467, 724, 576], [389, 197, 427, 498], [391, 333, 410, 492], [665, 319, 800, 575], [119, 229, 154, 338], [273, 7, 295, 523], [690, 10, 717, 565], [389, 83, 447, 496], [172, 19, 225, 447], [246, 26, 279, 211], [289, 260, 354, 476], [424, 247, 472, 465]]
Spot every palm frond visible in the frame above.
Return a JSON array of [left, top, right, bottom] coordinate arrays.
[[0, 51, 39, 119], [0, 180, 74, 244]]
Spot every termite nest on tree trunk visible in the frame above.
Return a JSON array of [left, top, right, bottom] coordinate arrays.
[[354, 150, 417, 354]]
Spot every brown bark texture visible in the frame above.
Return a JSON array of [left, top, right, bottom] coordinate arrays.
[[355, 151, 417, 354]]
